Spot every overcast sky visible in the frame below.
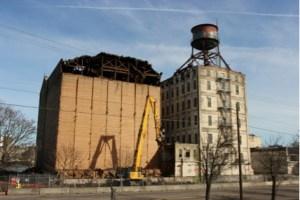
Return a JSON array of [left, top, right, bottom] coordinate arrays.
[[0, 0, 298, 144]]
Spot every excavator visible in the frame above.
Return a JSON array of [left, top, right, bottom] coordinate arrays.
[[128, 95, 164, 181]]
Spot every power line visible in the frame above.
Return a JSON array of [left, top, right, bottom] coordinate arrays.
[[249, 126, 297, 136], [0, 86, 39, 94], [0, 23, 94, 54]]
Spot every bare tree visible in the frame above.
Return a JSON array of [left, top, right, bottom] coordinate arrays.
[[0, 104, 35, 164], [200, 133, 235, 200], [289, 135, 299, 148], [56, 144, 82, 176], [254, 139, 287, 200]]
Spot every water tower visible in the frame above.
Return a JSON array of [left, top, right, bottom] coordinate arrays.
[[177, 23, 230, 72]]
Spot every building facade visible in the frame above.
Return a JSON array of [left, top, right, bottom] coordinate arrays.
[[36, 53, 161, 174], [248, 134, 262, 148], [251, 147, 299, 175], [161, 65, 253, 175]]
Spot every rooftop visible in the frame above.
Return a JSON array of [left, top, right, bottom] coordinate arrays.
[[57, 52, 161, 86]]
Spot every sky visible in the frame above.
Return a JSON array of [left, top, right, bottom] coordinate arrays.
[[0, 0, 298, 145]]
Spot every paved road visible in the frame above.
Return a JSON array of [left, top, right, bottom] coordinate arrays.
[[1, 184, 299, 200]]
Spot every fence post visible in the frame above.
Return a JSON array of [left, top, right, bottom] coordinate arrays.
[[110, 186, 116, 200], [48, 175, 51, 188], [120, 175, 123, 187]]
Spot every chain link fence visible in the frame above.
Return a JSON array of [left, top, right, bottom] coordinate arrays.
[[0, 174, 61, 190], [0, 174, 200, 190], [0, 174, 297, 191]]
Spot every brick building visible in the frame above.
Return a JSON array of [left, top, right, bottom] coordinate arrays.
[[161, 24, 253, 175], [36, 53, 161, 174]]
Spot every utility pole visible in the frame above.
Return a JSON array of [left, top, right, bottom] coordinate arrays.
[[236, 102, 243, 200]]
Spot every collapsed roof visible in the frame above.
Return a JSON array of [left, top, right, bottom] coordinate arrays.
[[59, 52, 161, 86]]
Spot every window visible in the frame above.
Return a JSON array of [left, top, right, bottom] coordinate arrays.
[[187, 82, 190, 92], [290, 155, 299, 161], [176, 136, 180, 142], [171, 104, 174, 113], [181, 84, 185, 94], [171, 121, 174, 130], [236, 102, 240, 111], [176, 102, 179, 112], [195, 134, 198, 143], [166, 106, 169, 115], [188, 135, 192, 143], [162, 108, 164, 116], [193, 69, 196, 77], [236, 85, 239, 95], [208, 133, 213, 144], [176, 87, 179, 96], [182, 101, 185, 111], [182, 135, 186, 143], [182, 117, 185, 128], [179, 149, 182, 158], [177, 119, 180, 128], [188, 116, 191, 126], [181, 73, 185, 81], [166, 91, 169, 99], [162, 93, 164, 100], [194, 98, 198, 107], [207, 81, 211, 90], [208, 115, 212, 126], [166, 137, 170, 143], [235, 75, 238, 82], [207, 97, 212, 107], [185, 150, 190, 158], [186, 71, 190, 79], [240, 153, 244, 162], [221, 82, 225, 90], [193, 80, 197, 89], [193, 149, 197, 159], [222, 100, 226, 107], [194, 115, 198, 125], [187, 99, 191, 109], [171, 89, 174, 97]]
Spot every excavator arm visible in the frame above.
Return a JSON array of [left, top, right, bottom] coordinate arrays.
[[129, 95, 162, 180]]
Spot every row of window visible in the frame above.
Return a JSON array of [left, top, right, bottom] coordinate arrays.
[[163, 82, 240, 101], [162, 68, 197, 88], [164, 114, 233, 131], [163, 115, 199, 130], [162, 80, 197, 100], [168, 133, 243, 146], [204, 70, 241, 82], [167, 132, 244, 145], [166, 134, 198, 144], [163, 100, 242, 116], [178, 148, 198, 160], [162, 98, 198, 115], [162, 69, 242, 89]]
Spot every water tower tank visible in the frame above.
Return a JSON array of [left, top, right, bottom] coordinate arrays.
[[191, 24, 219, 51]]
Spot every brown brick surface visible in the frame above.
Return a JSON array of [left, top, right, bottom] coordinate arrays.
[[37, 72, 160, 172]]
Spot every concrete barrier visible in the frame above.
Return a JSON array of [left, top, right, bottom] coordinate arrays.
[[7, 180, 298, 195], [40, 187, 69, 195]]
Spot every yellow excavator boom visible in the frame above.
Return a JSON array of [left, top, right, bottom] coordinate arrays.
[[129, 95, 162, 180]]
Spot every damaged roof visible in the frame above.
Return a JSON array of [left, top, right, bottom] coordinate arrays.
[[58, 52, 161, 86]]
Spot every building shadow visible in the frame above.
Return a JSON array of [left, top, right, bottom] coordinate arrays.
[[89, 135, 118, 169]]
